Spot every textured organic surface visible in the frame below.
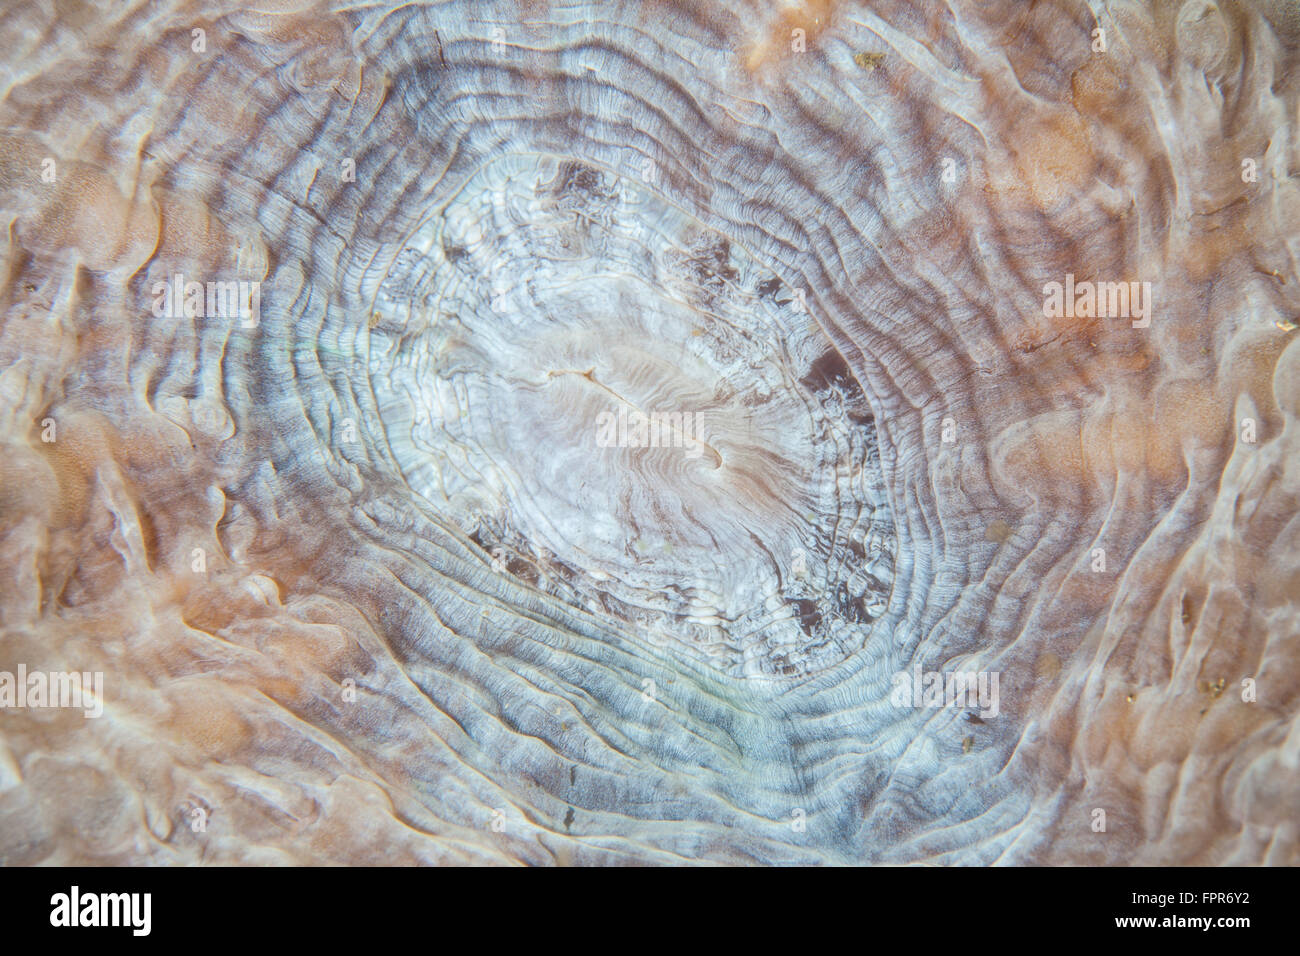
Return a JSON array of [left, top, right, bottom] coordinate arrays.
[[0, 0, 1297, 865]]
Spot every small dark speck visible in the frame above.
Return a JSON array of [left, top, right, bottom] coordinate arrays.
[[564, 807, 575, 831], [569, 764, 576, 788]]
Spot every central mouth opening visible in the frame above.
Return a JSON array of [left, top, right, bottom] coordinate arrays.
[[368, 154, 897, 679]]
